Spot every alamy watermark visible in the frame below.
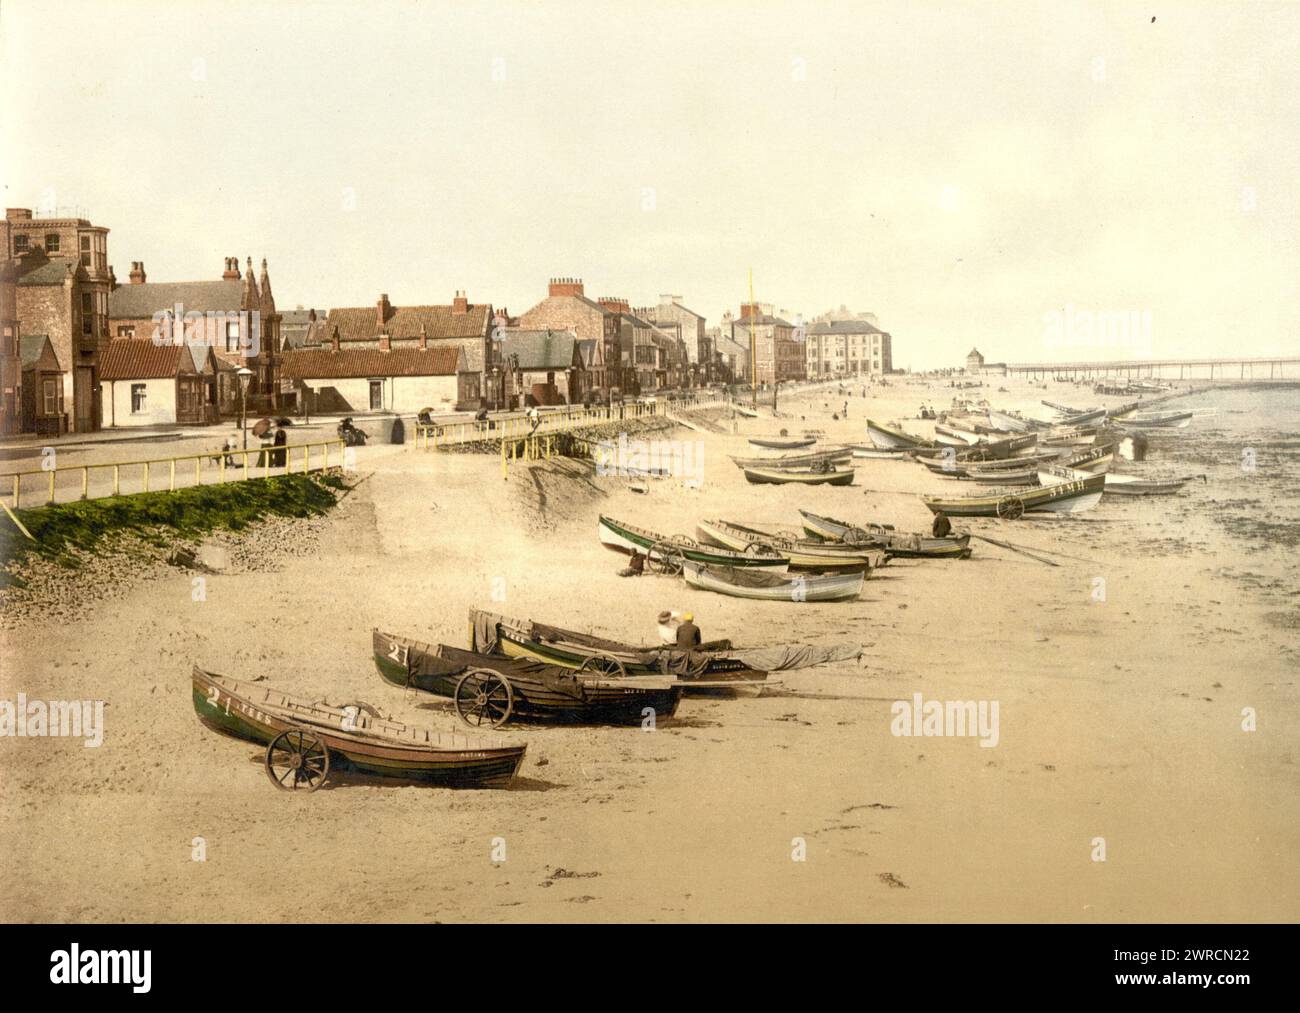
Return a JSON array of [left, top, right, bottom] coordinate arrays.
[[594, 434, 705, 488], [1043, 305, 1152, 356], [890, 692, 999, 747], [0, 695, 104, 747], [150, 303, 261, 356]]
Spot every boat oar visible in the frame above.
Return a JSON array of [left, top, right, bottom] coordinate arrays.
[[968, 533, 1059, 567]]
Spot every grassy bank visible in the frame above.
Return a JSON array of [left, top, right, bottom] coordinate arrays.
[[0, 471, 348, 569]]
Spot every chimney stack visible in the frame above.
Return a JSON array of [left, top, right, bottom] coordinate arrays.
[[222, 257, 241, 280], [740, 302, 761, 320], [5, 209, 33, 222], [377, 293, 391, 328], [129, 261, 147, 285], [330, 327, 340, 353], [379, 333, 392, 352], [453, 290, 468, 314], [419, 324, 428, 350], [548, 276, 584, 298], [598, 296, 630, 314]]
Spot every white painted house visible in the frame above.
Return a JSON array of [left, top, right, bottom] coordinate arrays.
[[280, 341, 468, 414], [100, 339, 218, 427]]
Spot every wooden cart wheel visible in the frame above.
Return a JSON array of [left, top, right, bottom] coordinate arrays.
[[454, 668, 514, 728], [577, 654, 628, 679], [264, 728, 330, 793], [743, 540, 778, 557], [648, 540, 686, 575], [996, 496, 1026, 520]]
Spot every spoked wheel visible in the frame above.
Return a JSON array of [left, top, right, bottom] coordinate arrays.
[[454, 668, 514, 728], [743, 540, 781, 558], [577, 654, 629, 679], [648, 540, 686, 575], [264, 728, 330, 793], [996, 496, 1026, 520]]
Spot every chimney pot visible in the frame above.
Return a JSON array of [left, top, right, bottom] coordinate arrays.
[[129, 261, 147, 285]]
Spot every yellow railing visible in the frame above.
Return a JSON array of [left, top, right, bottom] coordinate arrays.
[[3, 439, 347, 509]]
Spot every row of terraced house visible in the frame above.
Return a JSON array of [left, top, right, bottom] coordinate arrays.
[[2, 205, 895, 433]]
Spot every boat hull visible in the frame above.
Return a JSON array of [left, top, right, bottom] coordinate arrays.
[[598, 515, 789, 569], [742, 466, 854, 486], [797, 511, 972, 558], [193, 667, 525, 788], [866, 419, 931, 449], [921, 473, 1106, 517], [682, 561, 864, 602], [697, 519, 880, 570]]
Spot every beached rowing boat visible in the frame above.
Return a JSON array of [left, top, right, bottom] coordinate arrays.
[[920, 471, 1106, 517], [681, 560, 865, 602], [730, 447, 853, 469], [867, 419, 933, 449], [192, 666, 525, 789], [797, 510, 972, 558], [457, 610, 771, 692], [598, 514, 789, 570], [1038, 468, 1200, 497], [742, 465, 855, 486], [697, 518, 883, 570], [851, 445, 912, 459], [373, 635, 682, 727], [1116, 411, 1193, 429], [748, 436, 816, 449]]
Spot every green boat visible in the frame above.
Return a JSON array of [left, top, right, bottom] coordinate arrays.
[[598, 515, 789, 571], [192, 666, 525, 790]]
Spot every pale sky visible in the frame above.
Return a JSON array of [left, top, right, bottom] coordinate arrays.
[[3, 0, 1297, 368]]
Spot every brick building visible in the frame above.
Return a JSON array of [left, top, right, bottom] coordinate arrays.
[[0, 262, 18, 434], [806, 319, 893, 378], [641, 295, 710, 384], [314, 291, 493, 409], [732, 303, 803, 384], [108, 256, 281, 415], [519, 279, 630, 394], [3, 207, 113, 432]]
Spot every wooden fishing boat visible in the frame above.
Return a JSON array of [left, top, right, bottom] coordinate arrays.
[[851, 445, 911, 460], [373, 636, 682, 727], [1101, 473, 1199, 495], [1117, 411, 1193, 429], [964, 445, 1112, 486], [742, 464, 854, 486], [1038, 469, 1200, 497], [456, 610, 772, 692], [697, 518, 883, 570], [192, 666, 525, 790], [730, 447, 853, 469], [681, 560, 864, 603], [934, 423, 982, 446], [748, 436, 816, 450], [867, 419, 933, 449], [797, 510, 972, 558], [920, 471, 1106, 517], [599, 515, 789, 570]]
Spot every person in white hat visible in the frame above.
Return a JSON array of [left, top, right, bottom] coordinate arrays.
[[656, 609, 682, 645]]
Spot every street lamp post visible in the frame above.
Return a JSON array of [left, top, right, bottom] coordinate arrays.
[[237, 367, 253, 450]]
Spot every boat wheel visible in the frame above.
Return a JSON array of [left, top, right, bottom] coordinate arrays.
[[843, 527, 871, 546], [577, 654, 629, 679], [743, 540, 779, 557], [264, 728, 330, 793], [648, 540, 686, 575], [996, 496, 1026, 520], [454, 669, 514, 728]]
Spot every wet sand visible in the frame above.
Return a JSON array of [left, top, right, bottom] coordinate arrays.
[[1, 378, 1297, 922]]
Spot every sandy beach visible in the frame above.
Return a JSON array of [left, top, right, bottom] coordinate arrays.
[[1, 377, 1296, 923]]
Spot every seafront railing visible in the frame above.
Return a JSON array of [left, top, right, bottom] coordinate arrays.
[[411, 394, 734, 450], [2, 439, 347, 509]]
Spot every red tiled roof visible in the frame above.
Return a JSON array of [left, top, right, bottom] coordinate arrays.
[[322, 303, 492, 342], [100, 340, 211, 380], [280, 346, 463, 380]]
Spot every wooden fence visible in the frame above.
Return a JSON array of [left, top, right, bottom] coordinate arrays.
[[4, 439, 347, 509]]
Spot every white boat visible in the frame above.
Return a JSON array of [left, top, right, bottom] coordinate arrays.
[[681, 560, 865, 602]]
